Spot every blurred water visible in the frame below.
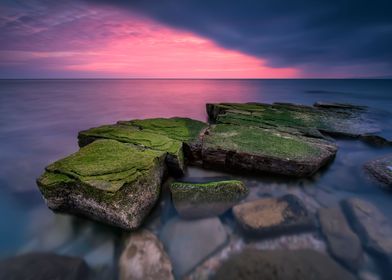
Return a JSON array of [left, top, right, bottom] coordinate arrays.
[[1, 79, 392, 278]]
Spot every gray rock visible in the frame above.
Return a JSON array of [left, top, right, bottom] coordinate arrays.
[[160, 217, 228, 278], [318, 206, 363, 271], [0, 253, 89, 280], [364, 154, 392, 189], [119, 230, 173, 280], [212, 249, 356, 280], [233, 194, 314, 237]]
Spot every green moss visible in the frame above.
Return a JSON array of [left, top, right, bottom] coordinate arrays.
[[204, 124, 322, 160]]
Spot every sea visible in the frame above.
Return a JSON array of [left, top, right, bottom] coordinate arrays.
[[1, 79, 392, 279]]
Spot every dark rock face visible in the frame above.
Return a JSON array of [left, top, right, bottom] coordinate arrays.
[[37, 139, 166, 230], [364, 154, 392, 189], [0, 253, 89, 280], [342, 198, 392, 276], [233, 194, 314, 237], [212, 249, 356, 280], [360, 134, 391, 147], [318, 206, 363, 271], [170, 180, 248, 219]]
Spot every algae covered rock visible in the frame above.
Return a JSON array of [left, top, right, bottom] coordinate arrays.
[[37, 139, 166, 230], [233, 194, 314, 237], [170, 180, 248, 219], [78, 117, 207, 175], [364, 154, 392, 189], [202, 124, 337, 177]]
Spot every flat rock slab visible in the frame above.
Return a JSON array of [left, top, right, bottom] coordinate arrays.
[[160, 217, 228, 278], [318, 206, 363, 271], [207, 102, 380, 138], [37, 139, 166, 230], [78, 117, 207, 175], [202, 124, 337, 177], [170, 180, 248, 219], [212, 249, 356, 280], [119, 230, 174, 280], [342, 198, 392, 275], [0, 253, 89, 280], [233, 194, 314, 237], [364, 154, 392, 189]]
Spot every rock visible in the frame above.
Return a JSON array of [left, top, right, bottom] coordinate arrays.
[[119, 230, 174, 280], [364, 155, 392, 189], [170, 180, 248, 219], [233, 194, 314, 237], [0, 253, 89, 280], [202, 124, 337, 177], [37, 139, 166, 230], [342, 198, 392, 276], [160, 217, 228, 278], [314, 101, 367, 110], [360, 134, 391, 147], [318, 206, 363, 271], [212, 249, 356, 280], [78, 117, 207, 175]]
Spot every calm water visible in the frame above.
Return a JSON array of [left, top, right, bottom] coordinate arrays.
[[1, 79, 392, 279]]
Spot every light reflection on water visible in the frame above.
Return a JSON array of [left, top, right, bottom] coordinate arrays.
[[1, 79, 392, 278]]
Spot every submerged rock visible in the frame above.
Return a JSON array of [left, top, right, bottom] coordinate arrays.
[[119, 230, 174, 280], [202, 124, 337, 177], [212, 249, 356, 280], [37, 139, 166, 230], [78, 117, 207, 175], [170, 180, 248, 219], [364, 155, 392, 189], [342, 198, 392, 276], [233, 194, 314, 237], [0, 253, 89, 280], [160, 217, 228, 278], [318, 206, 363, 271]]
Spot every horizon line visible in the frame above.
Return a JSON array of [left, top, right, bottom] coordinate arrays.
[[1, 77, 392, 80]]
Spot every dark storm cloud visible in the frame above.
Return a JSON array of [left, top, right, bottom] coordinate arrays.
[[89, 0, 392, 75]]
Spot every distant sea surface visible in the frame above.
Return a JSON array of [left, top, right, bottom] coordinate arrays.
[[1, 79, 392, 277]]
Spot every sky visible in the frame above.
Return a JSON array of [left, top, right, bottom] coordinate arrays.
[[0, 0, 391, 79]]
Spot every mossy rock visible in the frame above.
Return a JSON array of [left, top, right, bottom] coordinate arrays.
[[202, 124, 337, 177], [170, 180, 248, 219], [37, 139, 166, 230], [78, 118, 207, 176]]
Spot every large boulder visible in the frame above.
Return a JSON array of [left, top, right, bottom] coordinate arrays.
[[78, 117, 207, 175], [318, 206, 363, 271], [37, 139, 166, 230], [364, 154, 392, 189], [202, 124, 337, 177], [0, 253, 89, 280], [233, 194, 314, 237], [212, 249, 356, 280], [160, 217, 228, 278], [170, 180, 248, 219], [119, 230, 174, 280]]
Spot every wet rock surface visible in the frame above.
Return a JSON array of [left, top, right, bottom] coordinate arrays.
[[0, 253, 90, 280], [212, 249, 356, 280], [119, 230, 174, 280], [233, 194, 314, 237], [160, 217, 228, 278], [170, 180, 248, 219], [364, 154, 392, 188], [318, 206, 363, 271], [37, 139, 166, 230]]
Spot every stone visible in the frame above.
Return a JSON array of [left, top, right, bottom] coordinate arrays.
[[202, 124, 337, 177], [233, 194, 314, 237], [119, 230, 174, 280], [318, 206, 363, 271], [78, 117, 207, 175], [170, 180, 248, 219], [36, 139, 166, 230], [360, 134, 391, 147], [364, 154, 392, 189], [160, 217, 228, 278], [343, 198, 392, 278], [212, 249, 356, 280], [0, 253, 89, 280]]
